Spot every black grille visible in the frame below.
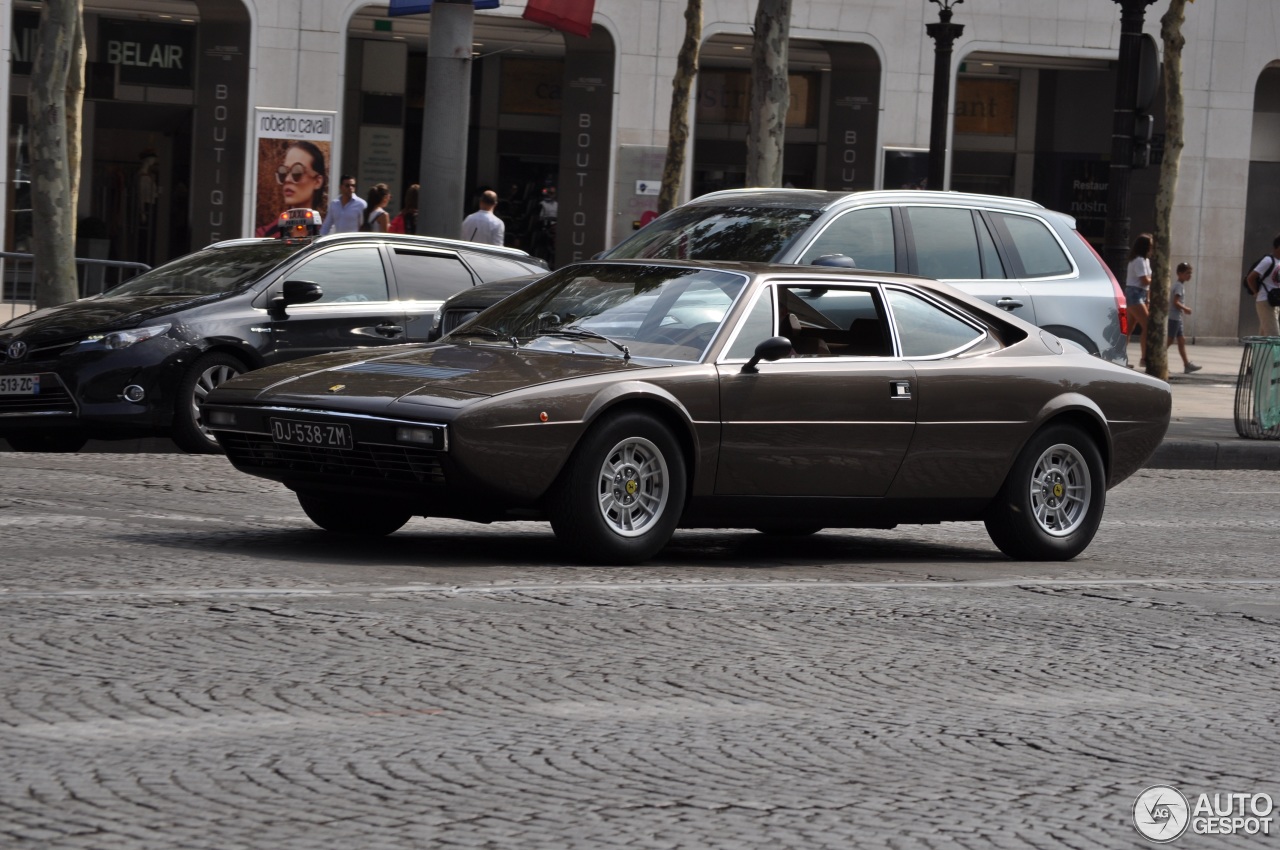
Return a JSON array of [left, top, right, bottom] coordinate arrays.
[[219, 432, 446, 484], [441, 308, 482, 336], [0, 382, 75, 415], [0, 340, 80, 365]]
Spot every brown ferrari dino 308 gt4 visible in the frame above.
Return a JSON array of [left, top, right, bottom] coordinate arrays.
[[204, 260, 1170, 564]]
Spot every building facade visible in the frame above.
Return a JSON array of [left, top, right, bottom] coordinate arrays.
[[3, 0, 1279, 342]]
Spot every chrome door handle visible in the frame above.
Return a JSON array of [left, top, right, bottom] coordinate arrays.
[[375, 324, 404, 337], [996, 297, 1023, 311], [890, 380, 912, 399]]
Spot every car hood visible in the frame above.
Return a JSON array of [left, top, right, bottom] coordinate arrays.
[[219, 343, 648, 408], [0, 294, 215, 342]]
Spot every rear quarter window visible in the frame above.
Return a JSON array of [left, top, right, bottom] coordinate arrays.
[[390, 250, 476, 300], [464, 252, 545, 282], [988, 212, 1074, 278]]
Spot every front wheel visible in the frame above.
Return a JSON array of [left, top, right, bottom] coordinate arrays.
[[549, 412, 687, 565], [296, 492, 413, 536], [172, 352, 245, 454], [984, 424, 1106, 561]]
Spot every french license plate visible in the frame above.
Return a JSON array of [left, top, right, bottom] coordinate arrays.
[[0, 375, 39, 395], [269, 418, 353, 449]]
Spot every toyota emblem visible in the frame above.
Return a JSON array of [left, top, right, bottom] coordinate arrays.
[[5, 341, 27, 361]]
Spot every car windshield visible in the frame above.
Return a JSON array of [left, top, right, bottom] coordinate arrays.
[[603, 204, 817, 262], [105, 242, 305, 297], [449, 263, 747, 362]]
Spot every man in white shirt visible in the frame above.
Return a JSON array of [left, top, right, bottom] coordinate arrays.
[[1246, 234, 1280, 337], [320, 175, 367, 234], [461, 190, 505, 246]]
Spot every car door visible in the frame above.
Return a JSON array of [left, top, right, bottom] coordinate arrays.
[[901, 204, 1039, 327], [715, 282, 917, 497], [879, 284, 1021, 500], [262, 244, 409, 363], [385, 247, 478, 340]]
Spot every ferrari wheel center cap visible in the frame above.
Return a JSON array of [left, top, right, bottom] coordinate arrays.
[[1052, 481, 1065, 500]]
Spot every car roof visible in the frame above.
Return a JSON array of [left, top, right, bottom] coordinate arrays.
[[686, 187, 1047, 215], [206, 232, 543, 264]]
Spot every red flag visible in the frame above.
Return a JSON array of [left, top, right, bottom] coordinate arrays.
[[522, 0, 595, 38]]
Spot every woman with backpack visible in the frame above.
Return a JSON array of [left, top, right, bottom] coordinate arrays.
[[1246, 234, 1280, 337]]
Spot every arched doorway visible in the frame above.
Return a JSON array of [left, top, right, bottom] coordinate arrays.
[[693, 35, 880, 194], [1241, 64, 1280, 337]]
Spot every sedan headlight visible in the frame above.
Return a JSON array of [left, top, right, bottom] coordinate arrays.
[[83, 324, 172, 350]]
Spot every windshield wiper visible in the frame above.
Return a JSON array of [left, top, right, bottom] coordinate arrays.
[[451, 325, 522, 350], [544, 326, 631, 361]]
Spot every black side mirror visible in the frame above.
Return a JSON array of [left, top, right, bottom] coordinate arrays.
[[742, 336, 794, 373], [810, 253, 857, 269], [269, 280, 324, 318]]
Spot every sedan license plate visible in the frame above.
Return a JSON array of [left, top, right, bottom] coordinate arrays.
[[0, 375, 39, 395], [270, 418, 353, 449]]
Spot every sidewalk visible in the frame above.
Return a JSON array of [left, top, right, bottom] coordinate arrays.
[[1141, 340, 1280, 470]]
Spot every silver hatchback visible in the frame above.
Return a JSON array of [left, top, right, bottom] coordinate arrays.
[[602, 189, 1128, 364]]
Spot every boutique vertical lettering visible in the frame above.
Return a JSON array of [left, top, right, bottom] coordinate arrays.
[[571, 114, 591, 258], [209, 84, 228, 236]]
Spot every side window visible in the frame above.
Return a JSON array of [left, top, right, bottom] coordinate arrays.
[[390, 250, 475, 300], [988, 212, 1074, 278], [797, 207, 895, 272], [724, 288, 776, 360], [290, 247, 388, 304], [904, 206, 982, 280], [886, 288, 984, 357], [781, 284, 891, 358]]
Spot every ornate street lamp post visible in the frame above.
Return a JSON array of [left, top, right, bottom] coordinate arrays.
[[1102, 0, 1158, 280], [925, 0, 965, 190]]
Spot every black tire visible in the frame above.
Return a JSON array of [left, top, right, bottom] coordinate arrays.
[[548, 412, 687, 565], [297, 492, 413, 536], [754, 525, 824, 537], [4, 431, 88, 453], [984, 424, 1106, 561], [172, 352, 245, 454]]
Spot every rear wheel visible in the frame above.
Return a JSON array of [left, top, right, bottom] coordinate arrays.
[[172, 352, 245, 454], [4, 431, 88, 453], [549, 412, 686, 565], [983, 424, 1105, 561], [296, 492, 413, 536]]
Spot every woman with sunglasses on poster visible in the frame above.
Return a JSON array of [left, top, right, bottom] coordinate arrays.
[[256, 141, 330, 237]]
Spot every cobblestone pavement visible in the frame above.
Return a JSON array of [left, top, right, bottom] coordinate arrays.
[[1, 455, 1279, 848]]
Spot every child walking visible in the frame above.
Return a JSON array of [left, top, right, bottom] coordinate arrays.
[[1168, 262, 1202, 374]]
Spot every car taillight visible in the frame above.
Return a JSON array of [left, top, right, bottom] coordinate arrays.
[[1077, 231, 1127, 336]]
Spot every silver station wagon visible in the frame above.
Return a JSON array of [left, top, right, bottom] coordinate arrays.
[[602, 189, 1128, 365]]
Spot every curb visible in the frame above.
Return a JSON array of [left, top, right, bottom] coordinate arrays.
[[1147, 439, 1280, 471]]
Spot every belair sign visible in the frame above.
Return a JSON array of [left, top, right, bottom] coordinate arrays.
[[11, 14, 193, 88]]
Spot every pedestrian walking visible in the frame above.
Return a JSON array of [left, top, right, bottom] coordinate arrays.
[[319, 175, 366, 234], [1125, 233, 1154, 367], [388, 184, 418, 234], [363, 184, 392, 233], [461, 189, 505, 246], [1245, 234, 1280, 337], [1167, 262, 1202, 373]]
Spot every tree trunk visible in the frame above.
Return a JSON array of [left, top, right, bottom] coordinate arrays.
[[745, 0, 791, 188], [1148, 0, 1188, 380], [658, 0, 702, 215], [29, 0, 85, 309]]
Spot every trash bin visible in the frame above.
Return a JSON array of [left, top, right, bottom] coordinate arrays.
[[1234, 336, 1280, 439]]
